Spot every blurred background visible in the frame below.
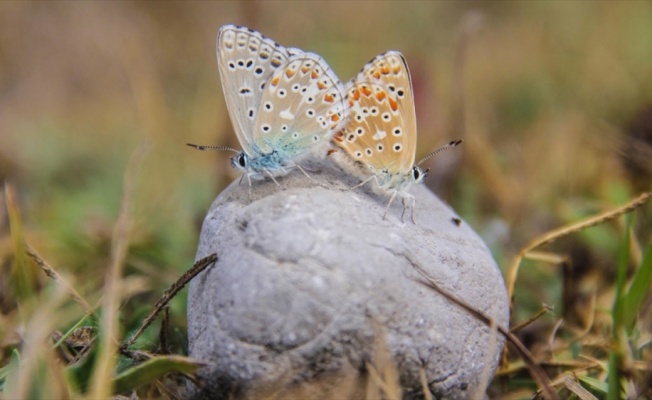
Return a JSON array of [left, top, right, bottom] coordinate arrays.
[[1, 0, 651, 379]]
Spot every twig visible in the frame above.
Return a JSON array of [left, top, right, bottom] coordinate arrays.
[[410, 262, 560, 400], [510, 304, 554, 333], [121, 253, 218, 350], [506, 192, 651, 304]]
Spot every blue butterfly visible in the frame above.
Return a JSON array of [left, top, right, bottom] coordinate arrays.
[[188, 25, 348, 186]]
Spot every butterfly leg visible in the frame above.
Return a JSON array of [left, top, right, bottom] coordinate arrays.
[[383, 190, 398, 221], [351, 175, 378, 190], [294, 164, 317, 183], [403, 195, 417, 224], [262, 169, 281, 186], [401, 196, 408, 223]]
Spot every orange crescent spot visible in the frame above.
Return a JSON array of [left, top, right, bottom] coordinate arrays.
[[301, 66, 310, 74], [381, 66, 390, 75], [331, 114, 340, 122], [352, 90, 360, 101], [372, 71, 381, 79], [324, 93, 334, 103], [327, 148, 338, 155], [334, 132, 344, 142], [388, 97, 398, 111], [361, 86, 372, 96], [271, 76, 280, 86], [348, 100, 354, 107], [285, 69, 296, 78], [393, 66, 401, 74], [376, 91, 386, 101], [317, 82, 327, 90], [311, 70, 319, 79]]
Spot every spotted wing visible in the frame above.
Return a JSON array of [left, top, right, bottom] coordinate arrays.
[[252, 50, 347, 156], [217, 25, 291, 155], [334, 51, 417, 175]]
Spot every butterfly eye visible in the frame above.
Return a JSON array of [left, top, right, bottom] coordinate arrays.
[[237, 153, 247, 168], [412, 166, 420, 180]]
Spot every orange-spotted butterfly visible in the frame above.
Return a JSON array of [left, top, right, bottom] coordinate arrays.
[[333, 51, 461, 222]]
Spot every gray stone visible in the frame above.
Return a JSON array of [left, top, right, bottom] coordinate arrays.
[[187, 157, 509, 399]]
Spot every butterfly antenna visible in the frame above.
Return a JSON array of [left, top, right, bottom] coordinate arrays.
[[186, 143, 240, 154], [417, 140, 463, 166]]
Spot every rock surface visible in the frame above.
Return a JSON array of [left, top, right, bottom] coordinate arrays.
[[187, 158, 509, 399]]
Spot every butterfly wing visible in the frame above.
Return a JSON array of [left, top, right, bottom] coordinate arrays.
[[217, 25, 291, 155], [252, 50, 347, 157], [334, 51, 417, 176]]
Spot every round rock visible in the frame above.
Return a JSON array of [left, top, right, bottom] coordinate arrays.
[[187, 158, 509, 399]]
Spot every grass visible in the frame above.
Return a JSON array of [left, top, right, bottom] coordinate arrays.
[[1, 2, 651, 399]]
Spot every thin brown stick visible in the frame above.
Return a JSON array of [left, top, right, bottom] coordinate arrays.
[[121, 253, 217, 349], [506, 192, 651, 304], [510, 304, 554, 333], [25, 244, 93, 314], [410, 262, 559, 400]]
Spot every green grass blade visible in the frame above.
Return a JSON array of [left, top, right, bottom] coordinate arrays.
[[607, 216, 631, 400], [112, 355, 206, 394], [622, 244, 652, 332], [579, 376, 608, 395], [1, 349, 22, 394]]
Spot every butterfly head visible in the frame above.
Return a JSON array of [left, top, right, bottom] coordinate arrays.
[[411, 165, 427, 184], [230, 151, 250, 172]]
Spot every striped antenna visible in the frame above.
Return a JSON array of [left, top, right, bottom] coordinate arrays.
[[186, 143, 240, 154], [417, 140, 463, 166]]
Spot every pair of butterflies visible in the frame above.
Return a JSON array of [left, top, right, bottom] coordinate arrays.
[[189, 25, 461, 222]]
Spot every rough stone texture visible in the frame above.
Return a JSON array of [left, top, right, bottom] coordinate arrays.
[[187, 157, 509, 399]]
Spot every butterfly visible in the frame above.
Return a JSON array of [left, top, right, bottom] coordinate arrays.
[[187, 25, 348, 186], [333, 51, 461, 223]]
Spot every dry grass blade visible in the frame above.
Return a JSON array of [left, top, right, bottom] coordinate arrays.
[[89, 140, 151, 398], [418, 366, 432, 400], [25, 244, 93, 314], [563, 375, 598, 400], [506, 191, 651, 303], [510, 304, 554, 333], [410, 262, 559, 400], [121, 253, 218, 349]]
